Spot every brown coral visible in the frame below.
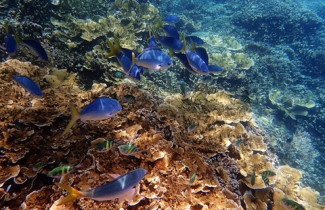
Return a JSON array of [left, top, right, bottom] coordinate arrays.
[[0, 60, 324, 210]]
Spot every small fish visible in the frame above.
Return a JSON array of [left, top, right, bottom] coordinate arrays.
[[118, 144, 138, 156], [113, 71, 125, 79], [186, 36, 205, 46], [187, 124, 197, 132], [250, 169, 255, 186], [162, 25, 180, 40], [261, 170, 276, 177], [22, 39, 48, 61], [179, 80, 187, 95], [62, 97, 122, 136], [12, 76, 43, 98], [132, 48, 173, 71], [235, 139, 243, 146], [124, 94, 136, 103], [189, 171, 196, 183], [55, 168, 146, 205], [286, 136, 293, 143], [34, 161, 46, 169], [158, 36, 183, 52], [163, 15, 180, 24], [94, 140, 115, 151], [282, 198, 306, 210], [242, 95, 251, 103], [47, 166, 73, 177], [262, 175, 269, 186], [185, 50, 209, 75], [5, 184, 11, 193], [5, 34, 17, 54]]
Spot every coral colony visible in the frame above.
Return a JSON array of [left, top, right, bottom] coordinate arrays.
[[0, 0, 324, 209]]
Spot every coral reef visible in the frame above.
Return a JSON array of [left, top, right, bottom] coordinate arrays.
[[268, 88, 315, 120], [1, 60, 323, 209]]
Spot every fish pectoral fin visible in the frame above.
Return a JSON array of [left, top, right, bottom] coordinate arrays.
[[117, 188, 136, 204], [55, 183, 84, 206], [125, 187, 136, 202], [62, 104, 80, 136]]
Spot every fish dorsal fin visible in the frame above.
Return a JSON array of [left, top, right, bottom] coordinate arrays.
[[108, 173, 120, 179]]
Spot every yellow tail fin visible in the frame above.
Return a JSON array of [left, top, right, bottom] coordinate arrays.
[[62, 104, 80, 136], [128, 52, 136, 73], [55, 183, 84, 205]]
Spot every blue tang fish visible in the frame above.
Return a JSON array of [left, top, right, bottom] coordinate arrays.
[[22, 39, 48, 61], [162, 25, 180, 40], [62, 97, 122, 136], [158, 36, 183, 52], [163, 15, 180, 24], [185, 50, 209, 75], [5, 34, 17, 54], [132, 48, 173, 71], [107, 40, 143, 81], [186, 36, 205, 46], [55, 168, 146, 205], [12, 76, 43, 98]]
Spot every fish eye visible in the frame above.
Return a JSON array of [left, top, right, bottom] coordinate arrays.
[[168, 63, 172, 66], [158, 64, 162, 67]]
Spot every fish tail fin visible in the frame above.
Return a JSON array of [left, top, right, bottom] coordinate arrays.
[[168, 48, 175, 57], [180, 33, 186, 52], [62, 104, 80, 136], [14, 34, 22, 44], [155, 16, 162, 29], [55, 183, 84, 205], [127, 52, 136, 73]]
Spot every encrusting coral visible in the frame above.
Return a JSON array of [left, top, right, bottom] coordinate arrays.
[[0, 60, 324, 209]]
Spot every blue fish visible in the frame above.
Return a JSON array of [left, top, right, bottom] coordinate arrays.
[[208, 65, 223, 74], [158, 36, 183, 52], [107, 40, 143, 81], [195, 47, 209, 65], [62, 97, 122, 136], [12, 76, 43, 98], [174, 52, 197, 74], [22, 39, 48, 61], [148, 33, 157, 48], [186, 36, 205, 46], [163, 15, 180, 24], [162, 25, 180, 40], [185, 50, 209, 75], [56, 168, 146, 205], [5, 34, 17, 54], [132, 48, 173, 71]]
